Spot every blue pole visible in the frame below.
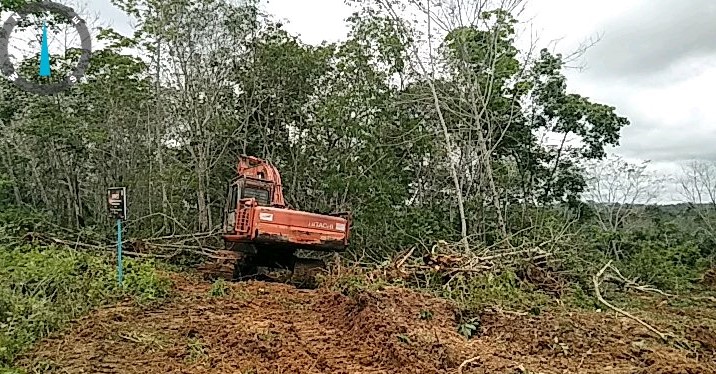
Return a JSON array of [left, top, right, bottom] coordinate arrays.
[[117, 218, 123, 286]]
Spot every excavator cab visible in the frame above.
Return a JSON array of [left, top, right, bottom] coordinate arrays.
[[223, 176, 273, 234]]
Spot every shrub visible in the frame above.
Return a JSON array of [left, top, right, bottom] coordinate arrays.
[[621, 241, 702, 292], [0, 244, 171, 366], [122, 259, 172, 304], [209, 279, 229, 297], [438, 270, 552, 313]]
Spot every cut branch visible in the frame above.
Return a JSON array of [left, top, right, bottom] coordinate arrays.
[[592, 261, 669, 342]]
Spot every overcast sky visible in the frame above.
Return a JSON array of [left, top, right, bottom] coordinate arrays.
[[9, 0, 714, 202]]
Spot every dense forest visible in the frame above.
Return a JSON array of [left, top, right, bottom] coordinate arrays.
[[1, 0, 714, 281], [2, 0, 715, 279]]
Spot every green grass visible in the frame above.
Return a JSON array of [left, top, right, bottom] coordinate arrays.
[[0, 244, 172, 369]]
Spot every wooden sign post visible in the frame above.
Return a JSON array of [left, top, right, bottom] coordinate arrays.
[[107, 187, 127, 286]]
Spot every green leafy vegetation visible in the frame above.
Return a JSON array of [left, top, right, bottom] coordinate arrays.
[[0, 244, 171, 367], [457, 320, 479, 339], [185, 338, 208, 364], [209, 278, 230, 297], [440, 270, 553, 312]]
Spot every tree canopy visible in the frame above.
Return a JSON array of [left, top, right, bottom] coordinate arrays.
[[0, 0, 630, 255]]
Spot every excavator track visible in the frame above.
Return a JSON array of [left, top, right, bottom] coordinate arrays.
[[197, 250, 245, 281], [198, 248, 327, 287], [287, 257, 326, 288]]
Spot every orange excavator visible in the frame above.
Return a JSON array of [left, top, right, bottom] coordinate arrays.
[[200, 155, 351, 281]]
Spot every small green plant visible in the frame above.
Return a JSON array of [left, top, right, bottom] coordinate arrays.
[[185, 338, 208, 363], [209, 279, 229, 297], [419, 309, 433, 320], [457, 317, 480, 339], [563, 284, 599, 310]]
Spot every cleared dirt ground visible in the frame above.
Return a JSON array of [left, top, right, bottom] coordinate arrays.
[[15, 274, 716, 373]]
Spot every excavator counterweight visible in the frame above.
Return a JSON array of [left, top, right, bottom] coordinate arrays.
[[199, 155, 351, 282]]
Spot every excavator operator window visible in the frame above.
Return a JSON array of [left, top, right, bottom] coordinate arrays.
[[229, 185, 238, 210], [242, 186, 270, 206]]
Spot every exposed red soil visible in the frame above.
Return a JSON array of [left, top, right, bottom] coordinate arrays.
[[15, 274, 716, 373]]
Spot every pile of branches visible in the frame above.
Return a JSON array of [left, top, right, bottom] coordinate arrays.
[[21, 230, 225, 261], [327, 239, 557, 289]]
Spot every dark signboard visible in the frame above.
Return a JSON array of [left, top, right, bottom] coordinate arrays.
[[107, 187, 127, 220]]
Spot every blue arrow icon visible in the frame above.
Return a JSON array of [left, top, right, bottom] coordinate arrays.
[[39, 21, 51, 77]]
